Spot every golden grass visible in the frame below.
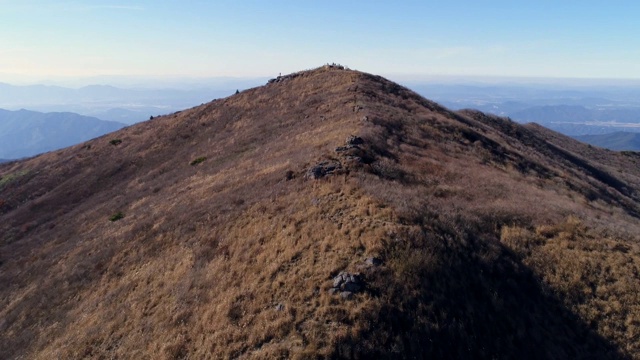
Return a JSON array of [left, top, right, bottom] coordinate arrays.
[[501, 217, 640, 356], [1, 65, 640, 359]]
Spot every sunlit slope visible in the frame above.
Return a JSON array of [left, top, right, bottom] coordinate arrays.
[[1, 65, 639, 359]]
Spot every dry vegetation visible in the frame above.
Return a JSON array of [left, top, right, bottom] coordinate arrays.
[[1, 65, 640, 359]]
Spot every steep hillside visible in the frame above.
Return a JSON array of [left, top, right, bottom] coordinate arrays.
[[0, 108, 126, 159], [2, 66, 640, 359]]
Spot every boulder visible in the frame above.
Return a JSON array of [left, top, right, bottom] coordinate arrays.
[[306, 161, 341, 179], [343, 281, 361, 293], [346, 135, 364, 146], [330, 271, 364, 298], [365, 257, 383, 266]]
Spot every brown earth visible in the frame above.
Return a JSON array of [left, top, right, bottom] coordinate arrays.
[[1, 65, 640, 359]]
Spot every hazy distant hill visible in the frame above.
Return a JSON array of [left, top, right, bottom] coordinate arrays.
[[0, 109, 126, 159], [511, 105, 593, 123], [0, 81, 257, 124], [574, 131, 640, 151], [2, 66, 640, 359], [410, 83, 640, 136]]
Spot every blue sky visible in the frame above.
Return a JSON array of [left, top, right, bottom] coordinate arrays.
[[1, 1, 639, 83]]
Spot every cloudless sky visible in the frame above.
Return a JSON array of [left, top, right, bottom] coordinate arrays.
[[1, 0, 639, 84]]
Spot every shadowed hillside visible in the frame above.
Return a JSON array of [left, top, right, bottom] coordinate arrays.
[[2, 65, 640, 359]]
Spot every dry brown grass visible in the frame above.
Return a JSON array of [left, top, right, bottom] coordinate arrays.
[[501, 217, 640, 356], [1, 65, 640, 359]]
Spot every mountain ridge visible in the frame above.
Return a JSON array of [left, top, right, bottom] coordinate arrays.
[[1, 65, 639, 359]]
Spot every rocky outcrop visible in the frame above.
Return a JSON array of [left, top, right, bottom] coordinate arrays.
[[307, 136, 368, 180], [335, 135, 364, 153], [329, 271, 364, 299], [267, 73, 302, 84], [306, 161, 342, 179]]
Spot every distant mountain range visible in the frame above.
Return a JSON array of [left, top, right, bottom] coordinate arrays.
[[508, 105, 640, 135], [3, 78, 639, 159], [409, 83, 640, 136], [0, 108, 126, 159], [0, 81, 260, 124], [573, 131, 640, 151]]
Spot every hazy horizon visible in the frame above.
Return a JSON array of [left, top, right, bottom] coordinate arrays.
[[3, 72, 640, 91], [2, 1, 639, 84]]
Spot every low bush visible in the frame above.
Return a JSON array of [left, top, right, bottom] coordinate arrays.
[[109, 212, 125, 222], [0, 170, 29, 190], [190, 157, 207, 166]]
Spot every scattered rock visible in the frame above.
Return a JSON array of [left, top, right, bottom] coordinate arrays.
[[343, 280, 362, 293], [323, 63, 345, 70], [329, 271, 364, 299], [285, 170, 295, 180], [267, 71, 304, 84], [312, 136, 365, 180], [346, 135, 364, 146], [344, 156, 363, 164], [306, 161, 341, 179], [335, 136, 365, 153], [365, 257, 383, 266]]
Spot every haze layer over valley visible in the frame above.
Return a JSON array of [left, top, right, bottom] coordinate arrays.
[[407, 79, 640, 137], [0, 79, 264, 125]]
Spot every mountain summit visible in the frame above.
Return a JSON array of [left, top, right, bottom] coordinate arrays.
[[1, 65, 639, 359]]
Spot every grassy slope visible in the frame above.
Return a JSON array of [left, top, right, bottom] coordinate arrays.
[[1, 66, 640, 359]]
